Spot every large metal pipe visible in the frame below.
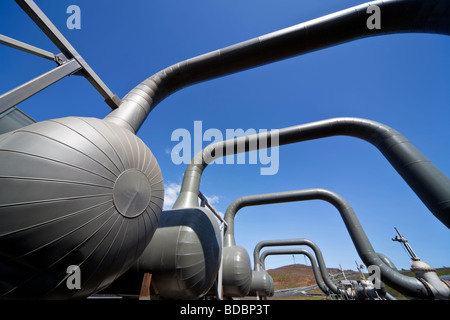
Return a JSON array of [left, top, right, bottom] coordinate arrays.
[[173, 117, 450, 229], [253, 238, 342, 295], [260, 249, 398, 300], [259, 248, 330, 295], [105, 0, 450, 133]]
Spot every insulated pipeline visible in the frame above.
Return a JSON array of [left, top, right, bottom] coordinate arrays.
[[259, 248, 330, 295], [173, 117, 450, 229], [105, 0, 450, 133], [254, 239, 341, 295], [222, 188, 429, 298]]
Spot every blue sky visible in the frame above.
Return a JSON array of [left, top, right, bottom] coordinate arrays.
[[1, 0, 449, 273]]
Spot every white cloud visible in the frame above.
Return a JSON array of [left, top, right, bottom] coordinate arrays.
[[163, 182, 181, 210], [163, 182, 223, 220], [215, 210, 224, 219], [205, 194, 220, 205], [202, 194, 224, 219]]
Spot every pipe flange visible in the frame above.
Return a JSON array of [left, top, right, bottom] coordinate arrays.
[[417, 277, 434, 300], [441, 279, 450, 290], [411, 266, 436, 272]]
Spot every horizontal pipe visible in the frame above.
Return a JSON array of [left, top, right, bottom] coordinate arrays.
[[259, 248, 330, 295], [173, 117, 450, 229], [223, 188, 429, 298], [105, 0, 450, 133]]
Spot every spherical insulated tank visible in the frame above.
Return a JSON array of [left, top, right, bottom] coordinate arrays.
[[221, 246, 252, 297], [0, 117, 164, 299], [248, 270, 274, 297], [136, 207, 222, 299]]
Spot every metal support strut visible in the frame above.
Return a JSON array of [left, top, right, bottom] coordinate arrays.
[[0, 0, 121, 115]]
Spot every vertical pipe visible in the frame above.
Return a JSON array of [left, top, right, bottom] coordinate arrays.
[[217, 221, 225, 300]]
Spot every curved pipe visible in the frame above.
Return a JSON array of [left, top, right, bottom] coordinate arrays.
[[259, 248, 330, 295], [254, 239, 341, 295], [377, 252, 399, 270], [173, 117, 450, 229], [260, 249, 397, 300], [105, 0, 450, 133], [222, 188, 430, 299]]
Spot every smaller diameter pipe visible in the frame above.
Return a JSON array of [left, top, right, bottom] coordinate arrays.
[[254, 239, 341, 295], [223, 188, 430, 299], [259, 248, 330, 295]]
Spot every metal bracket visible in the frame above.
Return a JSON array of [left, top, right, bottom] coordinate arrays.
[[0, 33, 56, 61], [0, 0, 121, 113], [54, 53, 71, 66], [15, 0, 121, 109], [0, 59, 82, 114], [392, 227, 420, 261]]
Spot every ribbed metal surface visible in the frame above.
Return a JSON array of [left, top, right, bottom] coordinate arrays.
[[0, 117, 164, 299], [136, 207, 222, 299]]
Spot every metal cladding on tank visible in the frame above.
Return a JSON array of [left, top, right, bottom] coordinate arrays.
[[248, 270, 275, 297], [0, 117, 164, 299], [221, 245, 253, 297], [135, 207, 222, 300]]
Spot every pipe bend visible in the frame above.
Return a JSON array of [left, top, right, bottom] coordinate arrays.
[[105, 0, 450, 133], [174, 117, 450, 228], [253, 238, 341, 295], [223, 188, 431, 298], [259, 248, 330, 295]]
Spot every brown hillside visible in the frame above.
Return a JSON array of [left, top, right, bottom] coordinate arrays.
[[267, 264, 355, 290]]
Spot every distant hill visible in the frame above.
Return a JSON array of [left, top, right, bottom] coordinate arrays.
[[267, 264, 356, 290]]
